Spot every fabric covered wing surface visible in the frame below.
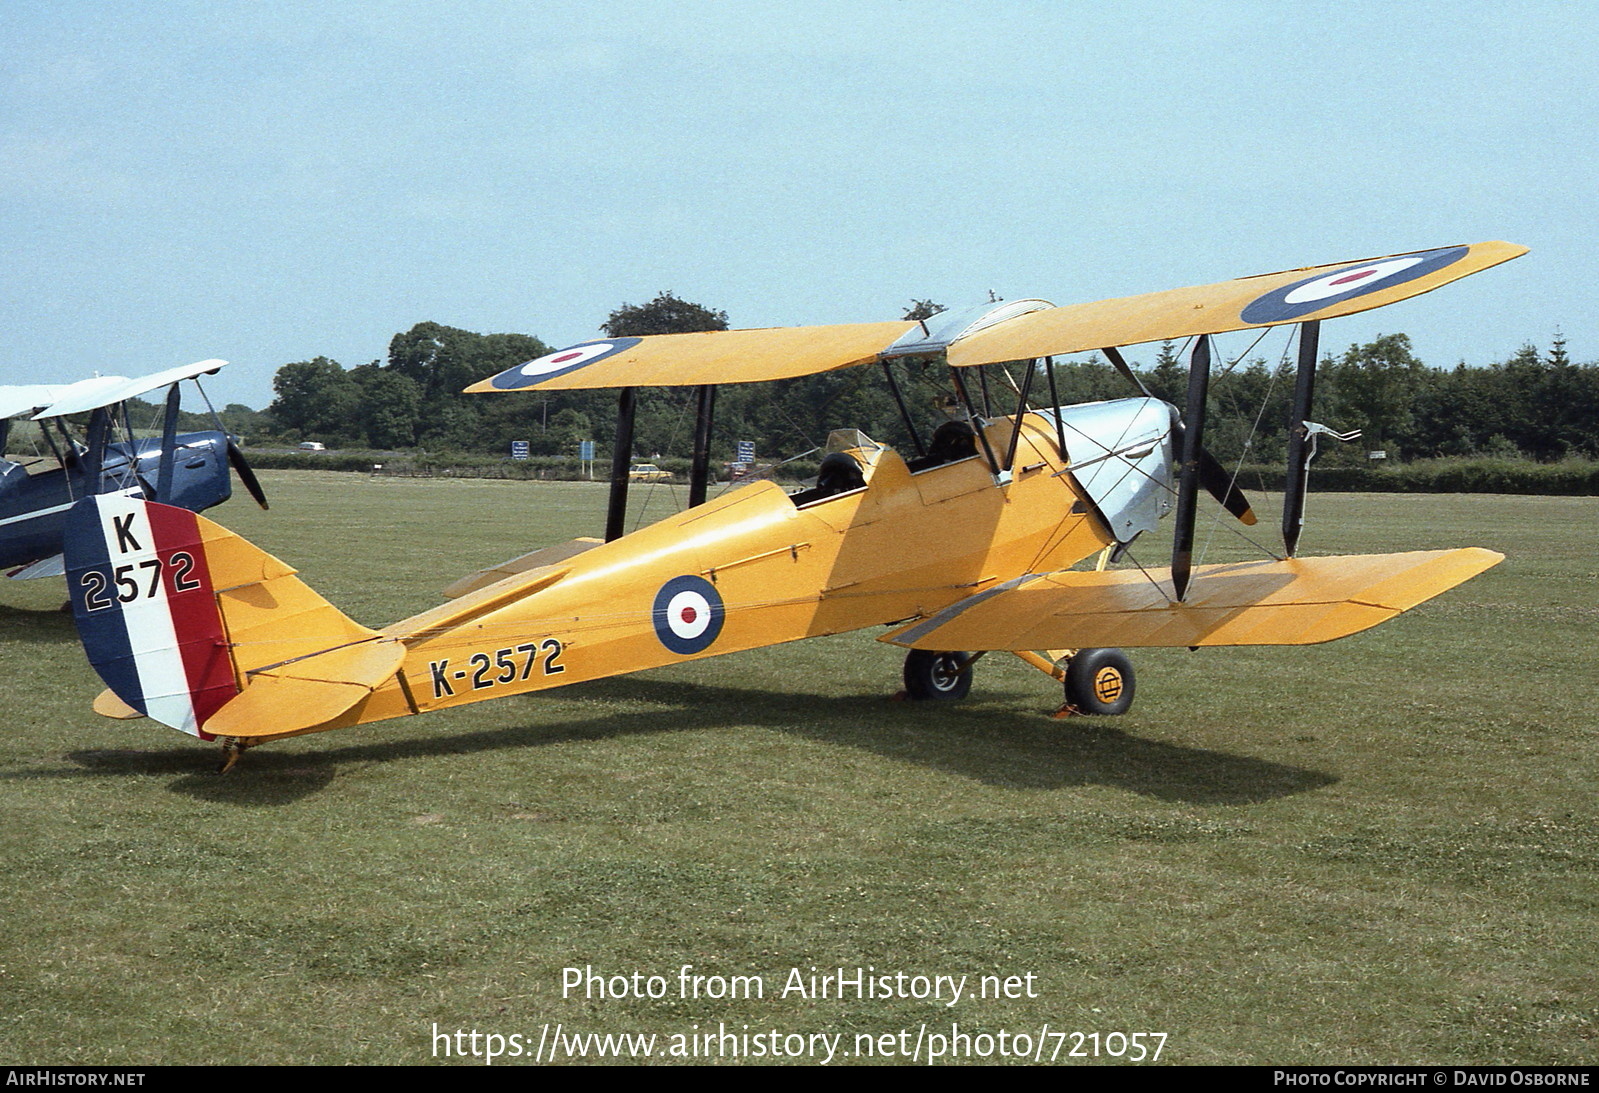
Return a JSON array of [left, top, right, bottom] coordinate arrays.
[[945, 242, 1526, 368], [467, 321, 915, 392], [882, 548, 1503, 650]]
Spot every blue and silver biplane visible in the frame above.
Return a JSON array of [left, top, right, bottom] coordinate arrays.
[[0, 360, 267, 579]]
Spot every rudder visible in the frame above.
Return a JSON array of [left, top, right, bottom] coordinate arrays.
[[65, 495, 388, 740]]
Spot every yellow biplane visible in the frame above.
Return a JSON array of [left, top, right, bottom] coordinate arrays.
[[62, 242, 1523, 769]]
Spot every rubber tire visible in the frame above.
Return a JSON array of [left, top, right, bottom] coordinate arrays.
[[1064, 648, 1135, 715], [903, 650, 974, 701]]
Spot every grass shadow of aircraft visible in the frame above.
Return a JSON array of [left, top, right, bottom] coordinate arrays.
[[0, 602, 81, 644], [21, 673, 1335, 808]]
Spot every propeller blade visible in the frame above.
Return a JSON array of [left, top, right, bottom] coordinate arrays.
[[226, 440, 269, 509], [1173, 424, 1257, 526], [1198, 445, 1256, 525]]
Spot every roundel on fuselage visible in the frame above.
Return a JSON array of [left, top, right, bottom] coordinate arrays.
[[651, 575, 726, 655]]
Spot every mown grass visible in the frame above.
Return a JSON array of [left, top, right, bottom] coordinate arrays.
[[0, 473, 1594, 1065]]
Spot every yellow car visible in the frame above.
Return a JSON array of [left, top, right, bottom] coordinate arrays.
[[628, 463, 671, 482]]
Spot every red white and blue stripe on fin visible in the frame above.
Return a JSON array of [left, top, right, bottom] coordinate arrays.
[[65, 495, 237, 739]]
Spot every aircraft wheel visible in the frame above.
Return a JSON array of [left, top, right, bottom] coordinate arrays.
[[903, 650, 973, 701], [1064, 648, 1135, 715]]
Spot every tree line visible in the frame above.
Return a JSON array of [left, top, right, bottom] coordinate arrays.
[[258, 295, 1597, 468]]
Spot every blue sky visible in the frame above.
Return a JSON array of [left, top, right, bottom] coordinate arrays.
[[3, 1, 1593, 409]]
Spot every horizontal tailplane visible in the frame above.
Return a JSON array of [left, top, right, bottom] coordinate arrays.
[[441, 536, 601, 599]]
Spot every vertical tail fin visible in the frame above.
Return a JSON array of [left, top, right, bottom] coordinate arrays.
[[65, 495, 392, 740]]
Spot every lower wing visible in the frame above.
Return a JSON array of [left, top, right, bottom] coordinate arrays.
[[880, 549, 1502, 650]]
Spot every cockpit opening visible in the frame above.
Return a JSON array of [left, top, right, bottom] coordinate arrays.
[[906, 420, 978, 472], [789, 428, 882, 507]]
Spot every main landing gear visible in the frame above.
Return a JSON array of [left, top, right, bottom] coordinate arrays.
[[902, 650, 978, 700], [1061, 647, 1135, 716], [899, 647, 1135, 716]]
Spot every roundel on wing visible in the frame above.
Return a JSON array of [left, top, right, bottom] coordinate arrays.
[[1240, 246, 1470, 325], [488, 338, 642, 389], [652, 575, 725, 655]]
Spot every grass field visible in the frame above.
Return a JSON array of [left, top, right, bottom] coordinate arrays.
[[1, 472, 1594, 1065]]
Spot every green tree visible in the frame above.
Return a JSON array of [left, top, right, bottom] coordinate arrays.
[[1326, 334, 1428, 457], [1146, 340, 1186, 403], [387, 322, 550, 404], [267, 325, 560, 453], [268, 357, 362, 443], [546, 408, 592, 456], [1405, 342, 1599, 460], [1548, 332, 1570, 368], [422, 405, 480, 451], [387, 322, 465, 401], [220, 403, 271, 441], [350, 364, 423, 449], [599, 293, 730, 463], [602, 292, 729, 337]]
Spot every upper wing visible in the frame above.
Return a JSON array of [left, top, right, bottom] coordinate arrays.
[[465, 321, 915, 393], [3, 361, 228, 421], [466, 241, 1524, 392], [880, 548, 1502, 650], [946, 242, 1526, 367], [0, 384, 70, 420], [33, 360, 227, 418]]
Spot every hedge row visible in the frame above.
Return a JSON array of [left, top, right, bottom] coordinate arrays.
[[243, 451, 768, 482], [1231, 458, 1599, 496], [243, 450, 1599, 496], [245, 451, 583, 479]]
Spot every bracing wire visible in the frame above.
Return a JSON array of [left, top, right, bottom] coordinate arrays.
[[1195, 328, 1296, 567], [1029, 334, 1294, 592], [629, 388, 694, 532]]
